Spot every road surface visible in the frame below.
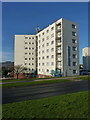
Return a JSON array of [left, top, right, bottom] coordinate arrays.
[[2, 80, 89, 104]]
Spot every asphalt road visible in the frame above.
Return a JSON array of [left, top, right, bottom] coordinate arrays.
[[2, 80, 89, 104]]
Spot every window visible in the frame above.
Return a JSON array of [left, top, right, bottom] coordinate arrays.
[[46, 49, 49, 52], [32, 68, 34, 71], [51, 27, 54, 31], [39, 63, 40, 65], [51, 55, 54, 58], [25, 42, 27, 44], [51, 33, 54, 37], [25, 53, 27, 55], [42, 32, 44, 35], [32, 53, 34, 55], [39, 51, 40, 54], [73, 62, 77, 66], [51, 62, 54, 65], [29, 37, 31, 39], [42, 56, 44, 59], [46, 36, 49, 40], [32, 63, 34, 65], [47, 69, 49, 72], [42, 44, 44, 47], [68, 46, 71, 66], [42, 50, 44, 53], [29, 63, 30, 65], [25, 37, 28, 39], [51, 48, 54, 51], [51, 41, 54, 44], [39, 34, 41, 37], [29, 42, 31, 44], [29, 53, 31, 55], [32, 37, 34, 39], [72, 39, 76, 43], [73, 70, 77, 74], [47, 43, 49, 46], [72, 32, 76, 36], [46, 56, 49, 59], [39, 69, 40, 71], [72, 24, 76, 29], [73, 54, 77, 58], [42, 63, 44, 66], [39, 57, 40, 60], [25, 58, 27, 60], [25, 63, 27, 65], [39, 40, 40, 43], [73, 46, 77, 51], [32, 58, 34, 60], [32, 42, 34, 44], [42, 38, 44, 42], [47, 29, 49, 33], [39, 46, 40, 49], [32, 48, 34, 50], [29, 58, 31, 60], [29, 48, 31, 50], [25, 47, 28, 49], [29, 69, 31, 71]]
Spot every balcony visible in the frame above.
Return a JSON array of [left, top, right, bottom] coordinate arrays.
[[56, 42, 61, 46], [56, 26, 61, 32], [56, 23, 61, 26], [56, 57, 61, 61]]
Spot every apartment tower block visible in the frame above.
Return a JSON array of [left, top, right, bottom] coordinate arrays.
[[14, 18, 79, 78]]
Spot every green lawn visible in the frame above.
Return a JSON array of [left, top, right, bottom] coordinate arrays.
[[2, 79, 71, 88], [2, 91, 89, 119]]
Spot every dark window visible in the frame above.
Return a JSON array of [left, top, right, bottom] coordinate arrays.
[[25, 42, 27, 44], [72, 32, 76, 36], [73, 62, 77, 66], [72, 24, 76, 29], [51, 41, 54, 44], [72, 39, 76, 43], [51, 27, 54, 31], [25, 37, 28, 39], [73, 70, 77, 74], [73, 54, 76, 58], [73, 46, 77, 51], [42, 63, 44, 66], [47, 56, 49, 58], [68, 46, 71, 66], [25, 47, 28, 49]]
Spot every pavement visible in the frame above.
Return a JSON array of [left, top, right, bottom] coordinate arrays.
[[2, 79, 89, 104]]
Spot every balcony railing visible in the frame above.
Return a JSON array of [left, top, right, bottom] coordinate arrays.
[[56, 42, 61, 46]]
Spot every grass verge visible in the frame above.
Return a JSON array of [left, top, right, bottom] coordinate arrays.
[[2, 91, 89, 119], [2, 79, 70, 88], [2, 75, 90, 83]]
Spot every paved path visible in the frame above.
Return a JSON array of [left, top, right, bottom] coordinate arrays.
[[2, 80, 89, 104]]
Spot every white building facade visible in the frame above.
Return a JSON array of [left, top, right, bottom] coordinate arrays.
[[82, 47, 90, 71], [14, 35, 37, 76], [14, 18, 79, 78]]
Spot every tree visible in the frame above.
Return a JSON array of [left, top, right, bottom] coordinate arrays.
[[14, 64, 26, 79]]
